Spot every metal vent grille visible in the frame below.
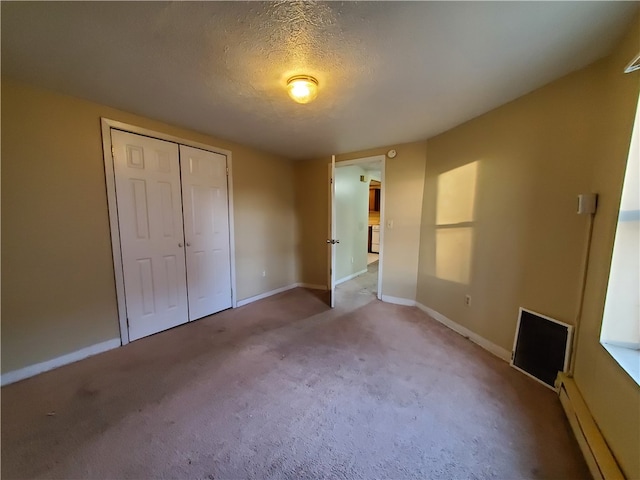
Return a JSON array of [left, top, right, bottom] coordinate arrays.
[[511, 308, 573, 390]]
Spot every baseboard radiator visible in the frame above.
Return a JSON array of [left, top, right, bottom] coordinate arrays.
[[556, 373, 624, 480]]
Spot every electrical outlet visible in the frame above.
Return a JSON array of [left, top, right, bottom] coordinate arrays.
[[465, 295, 471, 306]]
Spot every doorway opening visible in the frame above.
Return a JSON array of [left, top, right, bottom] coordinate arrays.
[[332, 155, 385, 304], [367, 177, 381, 267]]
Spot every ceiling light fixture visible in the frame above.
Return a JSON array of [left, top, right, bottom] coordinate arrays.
[[287, 75, 319, 104]]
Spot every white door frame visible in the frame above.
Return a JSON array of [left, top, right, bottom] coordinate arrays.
[[333, 154, 385, 300], [100, 118, 238, 345], [328, 156, 336, 307]]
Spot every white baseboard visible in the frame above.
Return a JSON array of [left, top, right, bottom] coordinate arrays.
[[416, 303, 511, 361], [236, 283, 299, 307], [335, 269, 368, 286], [296, 283, 328, 291], [237, 282, 330, 307], [1, 338, 121, 387], [381, 295, 416, 307]]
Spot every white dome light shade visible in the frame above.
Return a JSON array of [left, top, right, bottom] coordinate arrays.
[[287, 75, 319, 104]]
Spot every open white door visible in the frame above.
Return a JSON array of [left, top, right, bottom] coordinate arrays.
[[327, 155, 337, 308]]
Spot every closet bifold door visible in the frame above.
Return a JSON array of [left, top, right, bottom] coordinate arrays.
[[111, 130, 189, 341], [179, 145, 233, 320]]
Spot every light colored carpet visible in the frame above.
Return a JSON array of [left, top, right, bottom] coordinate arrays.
[[1, 274, 588, 479]]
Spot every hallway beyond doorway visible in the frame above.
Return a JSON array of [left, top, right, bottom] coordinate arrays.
[[336, 260, 378, 300]]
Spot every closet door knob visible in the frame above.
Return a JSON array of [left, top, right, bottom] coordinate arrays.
[[178, 243, 183, 248], [186, 242, 191, 247]]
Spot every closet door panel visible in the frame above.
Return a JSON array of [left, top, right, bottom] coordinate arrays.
[[112, 130, 188, 341], [180, 145, 232, 320]]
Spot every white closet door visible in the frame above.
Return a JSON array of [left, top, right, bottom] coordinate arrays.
[[111, 130, 189, 341], [180, 145, 232, 320]]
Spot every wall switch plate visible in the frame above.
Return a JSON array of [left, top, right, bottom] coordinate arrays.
[[465, 295, 471, 306]]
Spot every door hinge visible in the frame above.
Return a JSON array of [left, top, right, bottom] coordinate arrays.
[[226, 167, 229, 176], [126, 317, 130, 328], [330, 178, 333, 184], [111, 145, 115, 158]]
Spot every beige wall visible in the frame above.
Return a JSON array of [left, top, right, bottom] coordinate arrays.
[[1, 78, 298, 373], [417, 61, 603, 350], [573, 15, 640, 479], [416, 15, 640, 477], [294, 158, 330, 288], [295, 142, 426, 300], [232, 148, 298, 299], [335, 165, 369, 282]]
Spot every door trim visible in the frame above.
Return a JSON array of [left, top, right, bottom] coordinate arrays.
[[328, 156, 336, 307], [100, 118, 238, 345], [334, 155, 385, 300]]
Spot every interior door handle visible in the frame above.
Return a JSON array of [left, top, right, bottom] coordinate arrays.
[[326, 239, 340, 244]]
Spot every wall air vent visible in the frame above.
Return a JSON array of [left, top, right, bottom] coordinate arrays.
[[624, 52, 640, 73], [511, 308, 573, 390]]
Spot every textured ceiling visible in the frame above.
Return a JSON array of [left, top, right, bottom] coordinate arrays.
[[1, 1, 637, 159]]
